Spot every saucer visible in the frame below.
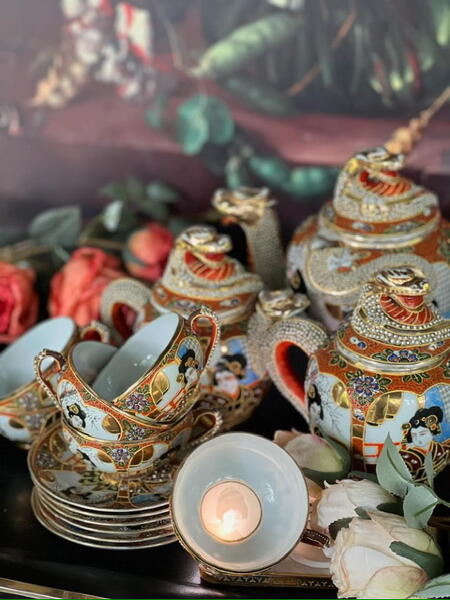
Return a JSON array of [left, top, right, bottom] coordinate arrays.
[[32, 490, 177, 550], [36, 489, 170, 525], [35, 492, 174, 542], [37, 492, 172, 534], [28, 420, 177, 512]]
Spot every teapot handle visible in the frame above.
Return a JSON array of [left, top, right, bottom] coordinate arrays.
[[34, 349, 67, 406], [188, 306, 220, 370], [265, 318, 328, 421]]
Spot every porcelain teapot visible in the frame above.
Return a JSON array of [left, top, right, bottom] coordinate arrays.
[[101, 226, 309, 430], [285, 147, 450, 331], [262, 266, 450, 482]]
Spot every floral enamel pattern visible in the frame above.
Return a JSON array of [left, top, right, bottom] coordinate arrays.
[[372, 348, 431, 363], [329, 350, 348, 369], [345, 370, 391, 406]]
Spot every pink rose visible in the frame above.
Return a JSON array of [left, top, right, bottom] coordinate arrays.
[[49, 247, 125, 326], [124, 222, 173, 283], [0, 262, 39, 343]]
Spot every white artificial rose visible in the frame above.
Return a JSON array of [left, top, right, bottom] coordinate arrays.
[[330, 510, 441, 599], [316, 478, 395, 530], [275, 430, 344, 473]]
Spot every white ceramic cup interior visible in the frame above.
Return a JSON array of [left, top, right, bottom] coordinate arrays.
[[172, 432, 309, 573], [92, 313, 180, 401], [0, 317, 76, 397]]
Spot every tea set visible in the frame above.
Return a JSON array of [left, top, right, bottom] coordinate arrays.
[[1, 145, 450, 563]]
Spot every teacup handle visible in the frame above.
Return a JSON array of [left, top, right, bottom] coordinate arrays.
[[34, 349, 67, 406], [189, 306, 220, 369], [189, 408, 223, 447], [300, 528, 330, 548]]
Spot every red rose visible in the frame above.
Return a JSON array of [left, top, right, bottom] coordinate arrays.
[[48, 246, 125, 326], [124, 222, 173, 283], [0, 262, 38, 343]]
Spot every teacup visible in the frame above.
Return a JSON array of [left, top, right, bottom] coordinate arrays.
[[0, 317, 109, 446], [35, 308, 220, 429], [61, 408, 222, 473]]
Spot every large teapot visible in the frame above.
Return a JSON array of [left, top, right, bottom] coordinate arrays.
[[101, 226, 310, 430], [285, 147, 450, 331], [262, 266, 450, 482]]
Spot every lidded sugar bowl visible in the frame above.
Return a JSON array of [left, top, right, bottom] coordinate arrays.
[[264, 265, 450, 482], [287, 147, 450, 331], [102, 225, 307, 430]]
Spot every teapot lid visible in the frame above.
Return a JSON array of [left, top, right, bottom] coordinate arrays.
[[151, 225, 262, 324], [319, 147, 439, 250], [336, 265, 450, 373]]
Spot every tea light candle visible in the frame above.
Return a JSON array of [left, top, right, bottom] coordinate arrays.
[[200, 481, 262, 543]]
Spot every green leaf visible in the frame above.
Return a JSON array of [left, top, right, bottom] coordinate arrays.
[[390, 541, 444, 579], [124, 176, 145, 203], [413, 574, 450, 598], [176, 95, 210, 155], [29, 206, 81, 248], [403, 485, 438, 529], [347, 470, 378, 483], [225, 156, 254, 189], [329, 517, 352, 540], [146, 181, 181, 204], [376, 434, 413, 498], [145, 91, 168, 131], [191, 13, 303, 79], [424, 451, 435, 489], [138, 199, 169, 221], [377, 501, 403, 516], [354, 507, 370, 519], [205, 97, 234, 145], [223, 76, 295, 117], [301, 467, 347, 487], [102, 200, 125, 232], [100, 182, 128, 202], [167, 216, 195, 236]]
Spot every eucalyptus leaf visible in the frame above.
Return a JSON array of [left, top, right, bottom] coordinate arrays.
[[146, 181, 181, 204], [377, 501, 403, 516], [329, 517, 352, 540], [403, 484, 438, 529], [413, 574, 450, 599], [320, 431, 351, 474], [125, 177, 146, 203], [145, 91, 168, 131], [29, 206, 81, 248], [390, 541, 444, 579], [100, 182, 128, 202], [205, 97, 234, 145], [301, 467, 346, 487], [354, 507, 370, 519], [138, 199, 169, 222], [424, 451, 435, 489], [376, 434, 413, 498], [176, 96, 210, 155], [102, 200, 125, 232], [347, 470, 378, 483]]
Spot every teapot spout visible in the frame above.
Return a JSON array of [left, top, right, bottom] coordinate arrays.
[[212, 187, 285, 290]]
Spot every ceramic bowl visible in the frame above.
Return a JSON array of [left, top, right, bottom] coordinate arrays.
[[171, 432, 309, 573]]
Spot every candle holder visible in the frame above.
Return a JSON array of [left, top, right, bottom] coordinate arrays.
[[171, 432, 334, 590]]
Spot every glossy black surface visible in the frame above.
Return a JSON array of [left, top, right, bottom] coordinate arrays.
[[0, 387, 334, 599]]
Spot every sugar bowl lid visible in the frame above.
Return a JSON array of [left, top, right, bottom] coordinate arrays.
[[151, 225, 263, 324], [336, 265, 450, 372], [319, 147, 439, 249]]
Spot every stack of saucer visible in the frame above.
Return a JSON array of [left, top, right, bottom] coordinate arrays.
[[28, 420, 177, 549]]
